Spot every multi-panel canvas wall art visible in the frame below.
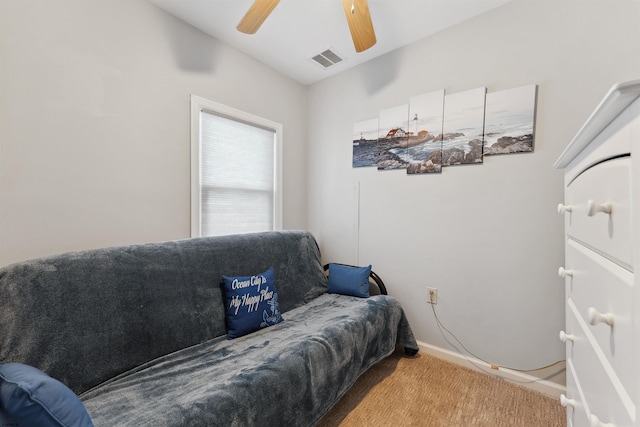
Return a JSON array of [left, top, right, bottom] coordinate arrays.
[[484, 84, 537, 155], [352, 118, 378, 167], [441, 87, 486, 166], [406, 90, 445, 174], [351, 84, 537, 174], [377, 104, 409, 170]]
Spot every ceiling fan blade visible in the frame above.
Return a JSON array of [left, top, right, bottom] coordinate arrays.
[[341, 0, 377, 52], [237, 0, 281, 34]]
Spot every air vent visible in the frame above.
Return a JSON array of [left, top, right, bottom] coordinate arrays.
[[311, 48, 344, 69]]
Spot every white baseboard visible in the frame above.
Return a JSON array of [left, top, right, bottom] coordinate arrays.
[[416, 340, 566, 399]]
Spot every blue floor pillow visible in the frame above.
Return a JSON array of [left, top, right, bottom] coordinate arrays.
[[0, 363, 94, 427]]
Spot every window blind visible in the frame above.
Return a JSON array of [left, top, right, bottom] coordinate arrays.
[[200, 110, 276, 237]]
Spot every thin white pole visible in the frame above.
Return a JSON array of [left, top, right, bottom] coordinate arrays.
[[354, 181, 361, 265]]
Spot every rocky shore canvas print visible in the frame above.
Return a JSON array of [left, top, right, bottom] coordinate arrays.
[[406, 90, 445, 174], [352, 118, 378, 167], [441, 87, 486, 166], [376, 104, 409, 170], [351, 83, 537, 176], [484, 84, 537, 155]]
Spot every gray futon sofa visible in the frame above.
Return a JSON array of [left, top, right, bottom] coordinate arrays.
[[0, 230, 418, 426]]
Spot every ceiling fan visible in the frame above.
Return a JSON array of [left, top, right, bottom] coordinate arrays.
[[236, 0, 377, 53]]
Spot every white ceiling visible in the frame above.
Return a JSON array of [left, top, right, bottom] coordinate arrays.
[[147, 0, 512, 85]]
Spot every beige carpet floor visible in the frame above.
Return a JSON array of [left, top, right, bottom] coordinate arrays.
[[317, 348, 566, 427]]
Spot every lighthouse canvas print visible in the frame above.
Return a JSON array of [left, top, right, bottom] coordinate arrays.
[[352, 83, 537, 176], [484, 84, 537, 155], [406, 90, 445, 174], [441, 87, 486, 166], [352, 118, 378, 167], [376, 104, 409, 170]]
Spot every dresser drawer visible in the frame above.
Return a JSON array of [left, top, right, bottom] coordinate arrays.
[[564, 156, 632, 270], [568, 300, 635, 425], [565, 359, 590, 427], [565, 239, 634, 389], [563, 310, 589, 427]]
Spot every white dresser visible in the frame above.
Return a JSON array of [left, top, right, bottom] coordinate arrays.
[[554, 79, 640, 427]]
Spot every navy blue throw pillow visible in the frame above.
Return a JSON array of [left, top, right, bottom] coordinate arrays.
[[0, 363, 94, 427], [222, 268, 284, 339], [327, 264, 372, 298]]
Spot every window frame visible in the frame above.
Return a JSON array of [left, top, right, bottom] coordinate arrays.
[[190, 95, 283, 238]]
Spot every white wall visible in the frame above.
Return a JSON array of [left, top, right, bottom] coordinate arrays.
[[0, 0, 308, 267], [306, 0, 640, 383]]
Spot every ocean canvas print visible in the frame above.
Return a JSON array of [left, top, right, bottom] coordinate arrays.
[[353, 83, 537, 177], [406, 90, 445, 174], [377, 104, 409, 170], [484, 84, 537, 155], [441, 87, 486, 166], [352, 118, 379, 167]]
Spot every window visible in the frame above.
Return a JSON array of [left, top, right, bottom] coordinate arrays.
[[191, 96, 282, 237]]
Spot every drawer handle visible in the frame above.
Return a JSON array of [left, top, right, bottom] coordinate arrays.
[[557, 203, 573, 214], [560, 394, 576, 408], [587, 307, 614, 327], [558, 267, 574, 278], [590, 414, 616, 427], [586, 199, 612, 216], [559, 331, 575, 343]]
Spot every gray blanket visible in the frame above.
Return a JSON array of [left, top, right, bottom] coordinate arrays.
[[1, 231, 418, 426], [81, 293, 416, 426], [0, 232, 329, 395]]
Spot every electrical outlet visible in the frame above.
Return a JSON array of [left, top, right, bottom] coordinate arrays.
[[428, 287, 437, 304]]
